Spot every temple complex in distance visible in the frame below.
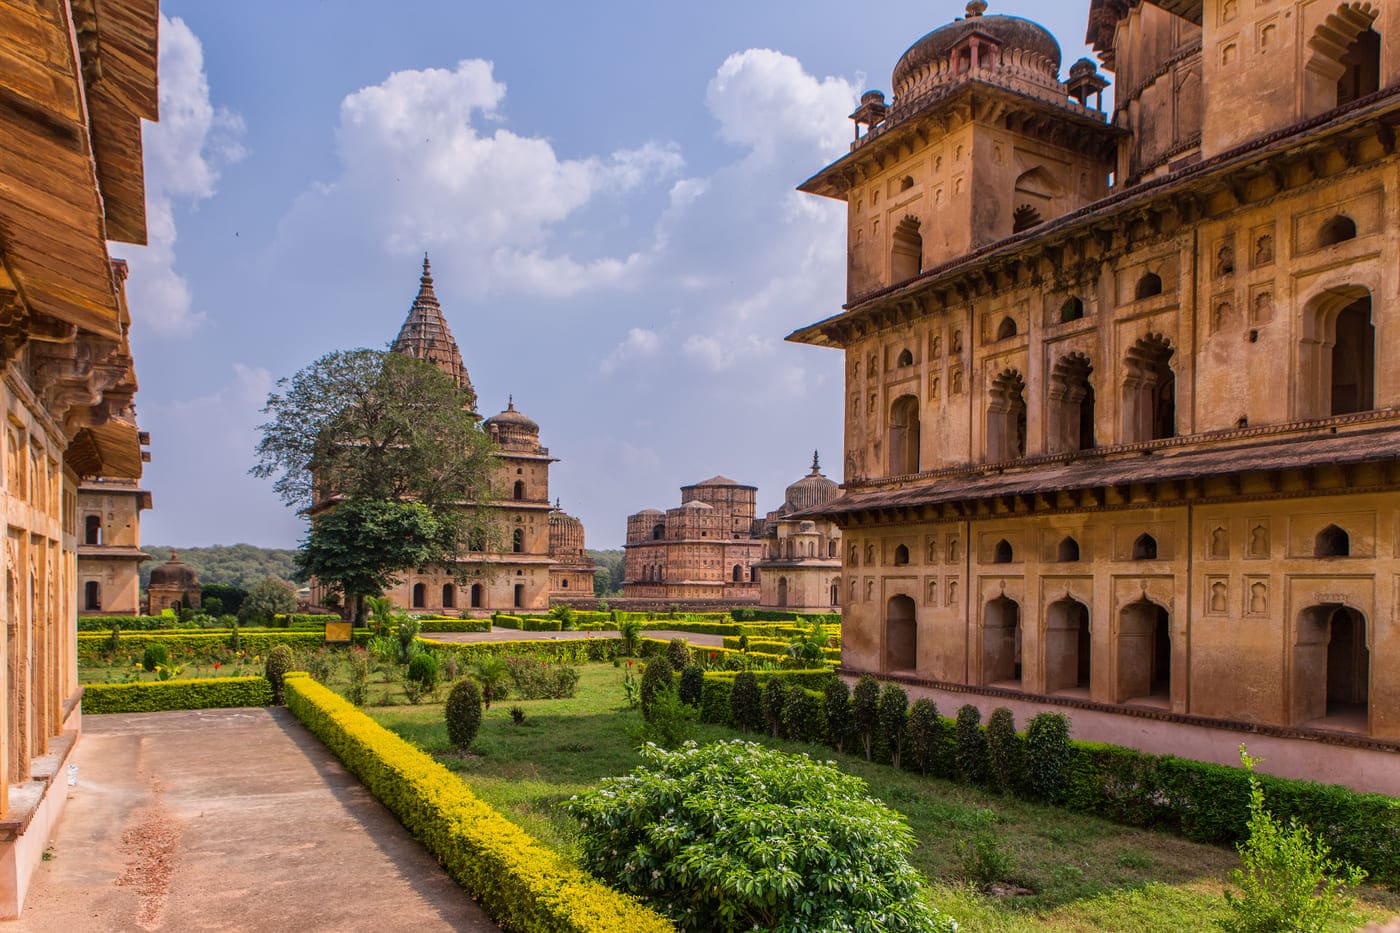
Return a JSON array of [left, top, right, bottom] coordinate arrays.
[[789, 0, 1400, 745], [356, 259, 594, 613], [754, 453, 843, 611]]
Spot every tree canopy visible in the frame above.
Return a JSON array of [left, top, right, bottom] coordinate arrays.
[[252, 348, 500, 615]]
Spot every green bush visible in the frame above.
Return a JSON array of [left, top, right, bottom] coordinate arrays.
[[566, 740, 955, 933], [852, 674, 880, 761], [823, 679, 852, 754], [418, 618, 492, 633], [284, 675, 670, 931], [265, 645, 294, 704], [762, 678, 788, 738], [878, 684, 909, 770], [906, 699, 944, 776], [1220, 748, 1366, 933], [1024, 712, 1071, 803], [956, 705, 987, 785], [618, 618, 642, 655], [83, 676, 273, 714], [665, 637, 691, 671], [639, 685, 696, 747], [729, 670, 762, 733], [406, 652, 440, 700], [782, 686, 823, 744], [677, 665, 703, 708], [78, 614, 173, 632], [639, 656, 674, 721], [502, 655, 579, 700], [445, 678, 484, 751], [986, 707, 1019, 794], [957, 810, 1017, 890], [141, 642, 169, 672]]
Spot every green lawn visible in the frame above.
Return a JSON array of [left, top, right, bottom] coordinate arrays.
[[366, 663, 1400, 932]]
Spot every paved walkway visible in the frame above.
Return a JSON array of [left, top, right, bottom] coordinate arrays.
[[9, 708, 497, 932], [427, 627, 725, 647]]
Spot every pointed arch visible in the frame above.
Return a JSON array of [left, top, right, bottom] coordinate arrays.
[[886, 594, 917, 671], [1049, 352, 1095, 454], [1046, 597, 1090, 693], [987, 369, 1027, 460], [888, 394, 921, 476], [441, 584, 456, 609], [995, 316, 1018, 341], [1301, 286, 1374, 418], [1117, 598, 1171, 704], [1132, 533, 1158, 561], [894, 544, 910, 566], [1057, 536, 1080, 562], [993, 539, 1013, 564], [412, 583, 426, 608], [1305, 5, 1381, 115], [983, 596, 1022, 686], [1316, 524, 1351, 557], [891, 216, 923, 281], [1122, 334, 1175, 442], [896, 348, 914, 367]]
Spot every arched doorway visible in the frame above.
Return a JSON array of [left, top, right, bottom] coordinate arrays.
[[886, 595, 917, 671], [412, 583, 426, 609], [513, 583, 525, 608], [983, 596, 1021, 687], [891, 216, 922, 281], [1123, 335, 1175, 442], [888, 395, 921, 476], [1305, 8, 1380, 114], [777, 577, 789, 608], [83, 580, 101, 612], [830, 580, 839, 606], [1045, 597, 1090, 694], [1117, 598, 1170, 704], [470, 584, 483, 608], [1294, 604, 1369, 729], [441, 584, 455, 609], [987, 370, 1027, 460], [1302, 287, 1374, 418], [1331, 298, 1375, 415], [1049, 353, 1095, 454], [84, 515, 102, 546]]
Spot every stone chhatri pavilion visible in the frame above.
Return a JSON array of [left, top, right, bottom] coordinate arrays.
[[754, 453, 844, 611], [624, 476, 765, 603], [789, 0, 1400, 743], [361, 258, 594, 613]]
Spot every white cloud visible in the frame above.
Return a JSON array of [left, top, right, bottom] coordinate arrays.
[[601, 327, 664, 375], [274, 60, 682, 294], [121, 15, 246, 338], [706, 49, 857, 164]]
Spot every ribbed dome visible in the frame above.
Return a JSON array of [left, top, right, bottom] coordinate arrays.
[[483, 397, 539, 434], [892, 2, 1061, 97], [785, 451, 838, 511], [149, 552, 199, 588]]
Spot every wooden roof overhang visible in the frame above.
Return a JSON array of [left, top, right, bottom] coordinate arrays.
[[787, 86, 1400, 350], [799, 80, 1121, 201], [801, 421, 1400, 527], [0, 0, 158, 342], [1087, 2, 1203, 66]]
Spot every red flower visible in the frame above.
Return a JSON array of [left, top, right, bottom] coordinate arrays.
[[214, 662, 221, 670], [627, 660, 634, 667], [709, 651, 717, 658]]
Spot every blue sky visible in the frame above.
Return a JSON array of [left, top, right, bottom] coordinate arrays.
[[124, 1, 1101, 549]]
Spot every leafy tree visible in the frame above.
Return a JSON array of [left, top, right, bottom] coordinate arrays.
[[878, 683, 909, 770], [238, 577, 298, 624], [200, 582, 248, 615], [252, 348, 499, 620], [586, 549, 625, 597], [852, 674, 881, 761]]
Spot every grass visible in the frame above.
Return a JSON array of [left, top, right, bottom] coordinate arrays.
[[366, 663, 1400, 932]]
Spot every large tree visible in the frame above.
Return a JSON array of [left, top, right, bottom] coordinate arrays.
[[252, 348, 499, 618]]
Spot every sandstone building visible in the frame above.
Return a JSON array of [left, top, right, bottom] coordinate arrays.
[[790, 0, 1400, 742], [755, 453, 844, 610], [77, 471, 152, 616], [370, 260, 593, 613], [0, 0, 158, 912], [145, 552, 201, 615], [624, 476, 764, 603]]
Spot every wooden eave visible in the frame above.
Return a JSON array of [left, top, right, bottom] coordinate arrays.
[[0, 0, 157, 341], [1087, 2, 1203, 62], [798, 81, 1120, 201], [788, 85, 1400, 349], [66, 417, 142, 479]]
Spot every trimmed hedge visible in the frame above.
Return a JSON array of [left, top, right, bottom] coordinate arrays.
[[493, 614, 565, 631], [83, 676, 273, 714], [283, 674, 673, 932], [78, 630, 370, 665], [418, 619, 492, 633], [77, 614, 172, 632], [698, 669, 835, 727], [423, 636, 637, 665]]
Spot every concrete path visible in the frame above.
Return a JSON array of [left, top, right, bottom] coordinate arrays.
[[427, 627, 725, 647], [8, 708, 497, 932]]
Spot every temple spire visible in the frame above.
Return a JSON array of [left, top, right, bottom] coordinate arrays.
[[391, 255, 475, 408], [810, 450, 822, 475]]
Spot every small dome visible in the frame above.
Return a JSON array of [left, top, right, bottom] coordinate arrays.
[[149, 552, 199, 588], [681, 500, 714, 510], [694, 475, 739, 486], [785, 451, 839, 511], [483, 396, 539, 434], [892, 2, 1061, 98]]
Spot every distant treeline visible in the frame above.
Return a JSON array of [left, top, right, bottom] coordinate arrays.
[[586, 548, 623, 597], [142, 544, 299, 590]]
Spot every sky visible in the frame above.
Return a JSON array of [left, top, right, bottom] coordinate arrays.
[[121, 1, 1102, 550]]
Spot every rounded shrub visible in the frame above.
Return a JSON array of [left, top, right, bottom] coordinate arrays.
[[878, 684, 909, 769], [955, 704, 987, 784], [907, 699, 943, 776], [986, 707, 1019, 794], [729, 670, 762, 733], [445, 677, 484, 750], [762, 677, 788, 738], [1025, 712, 1072, 803], [264, 645, 294, 704], [666, 637, 691, 671], [639, 656, 674, 721], [407, 652, 439, 691], [567, 740, 957, 933], [823, 678, 852, 754], [782, 686, 821, 743], [677, 665, 703, 708], [852, 674, 881, 761], [141, 642, 169, 672]]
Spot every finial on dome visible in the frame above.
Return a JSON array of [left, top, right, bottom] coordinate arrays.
[[555, 497, 561, 509], [170, 550, 178, 560], [508, 394, 514, 410], [811, 450, 821, 474], [421, 253, 432, 281], [966, 0, 987, 17]]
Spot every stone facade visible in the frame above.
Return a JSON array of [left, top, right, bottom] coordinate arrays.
[[789, 1, 1400, 741], [624, 477, 764, 603], [77, 475, 151, 616], [366, 260, 591, 614], [0, 0, 158, 913], [755, 454, 843, 610]]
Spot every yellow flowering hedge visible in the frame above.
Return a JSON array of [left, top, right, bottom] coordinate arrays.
[[282, 673, 674, 932]]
